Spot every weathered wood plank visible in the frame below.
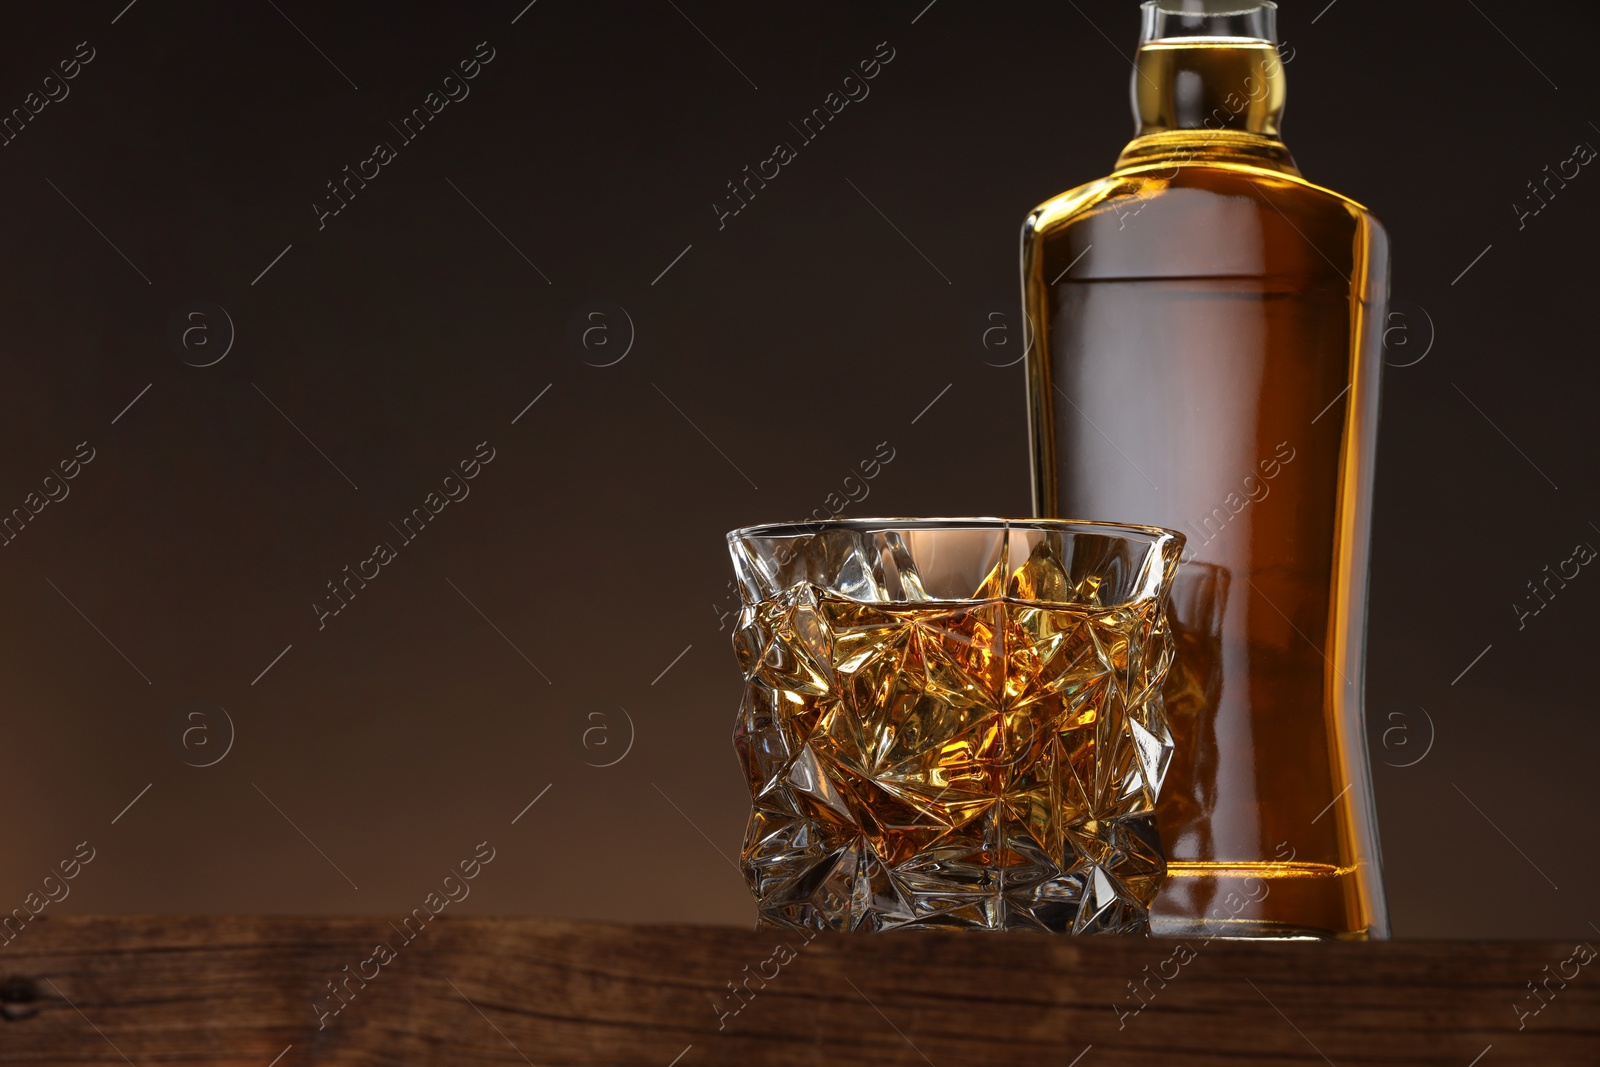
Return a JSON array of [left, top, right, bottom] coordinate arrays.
[[0, 918, 1593, 1065]]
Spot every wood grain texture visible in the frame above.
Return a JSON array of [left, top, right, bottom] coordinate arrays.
[[0, 917, 1594, 1065]]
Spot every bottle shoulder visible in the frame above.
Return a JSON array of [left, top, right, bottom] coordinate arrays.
[[1025, 162, 1384, 240], [1022, 161, 1387, 290]]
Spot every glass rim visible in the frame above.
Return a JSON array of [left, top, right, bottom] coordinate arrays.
[[1139, 0, 1276, 10], [726, 515, 1184, 547]]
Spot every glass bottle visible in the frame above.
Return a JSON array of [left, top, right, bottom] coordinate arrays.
[[1020, 0, 1389, 938]]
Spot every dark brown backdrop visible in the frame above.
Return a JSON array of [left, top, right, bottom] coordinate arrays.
[[0, 0, 1593, 940]]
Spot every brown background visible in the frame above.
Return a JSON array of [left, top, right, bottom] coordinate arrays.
[[0, 0, 1593, 940]]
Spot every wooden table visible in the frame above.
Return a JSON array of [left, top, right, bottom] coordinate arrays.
[[0, 918, 1593, 1064]]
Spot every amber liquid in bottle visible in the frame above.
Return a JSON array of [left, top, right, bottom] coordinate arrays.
[[1022, 16, 1389, 938]]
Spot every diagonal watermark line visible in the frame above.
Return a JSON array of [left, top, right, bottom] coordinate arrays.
[[1065, 0, 1156, 90], [652, 243, 693, 286], [1311, 383, 1350, 425], [1453, 783, 1558, 890], [653, 383, 759, 489], [252, 643, 293, 686], [43, 576, 151, 684], [1246, 978, 1335, 1067], [911, 383, 952, 425], [652, 643, 693, 685], [1244, 576, 1351, 685], [511, 0, 539, 24], [447, 978, 537, 1066], [1466, 1045, 1492, 1067], [45, 177, 151, 284], [1311, 782, 1352, 824], [666, 1046, 694, 1067], [1451, 643, 1492, 686], [111, 0, 140, 24], [845, 977, 937, 1067], [1066, 1046, 1092, 1067], [446, 178, 552, 283], [446, 577, 553, 683], [253, 383, 360, 490], [1310, 0, 1339, 23], [1452, 383, 1558, 490], [111, 783, 152, 825], [1249, 179, 1349, 283], [512, 383, 553, 424], [845, 178, 951, 284], [653, 782, 740, 873], [1451, 243, 1493, 286], [43, 978, 135, 1067], [111, 383, 152, 425], [266, 0, 358, 89], [512, 783, 553, 825], [253, 782, 359, 890], [1463, 0, 1557, 90], [1049, 243, 1093, 286], [252, 243, 293, 285], [1053, 384, 1158, 490], [266, 1046, 293, 1067], [665, 0, 758, 89], [910, 0, 939, 23]]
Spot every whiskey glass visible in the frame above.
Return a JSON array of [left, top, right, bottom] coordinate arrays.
[[727, 518, 1184, 932]]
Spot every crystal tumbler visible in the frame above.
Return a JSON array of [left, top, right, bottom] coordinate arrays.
[[727, 518, 1185, 933]]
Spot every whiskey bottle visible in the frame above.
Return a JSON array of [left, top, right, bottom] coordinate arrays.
[[1021, 0, 1389, 938]]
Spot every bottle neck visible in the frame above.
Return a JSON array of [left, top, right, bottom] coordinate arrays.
[[1116, 36, 1298, 175]]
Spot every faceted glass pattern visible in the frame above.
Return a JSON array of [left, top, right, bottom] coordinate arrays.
[[727, 519, 1185, 933]]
